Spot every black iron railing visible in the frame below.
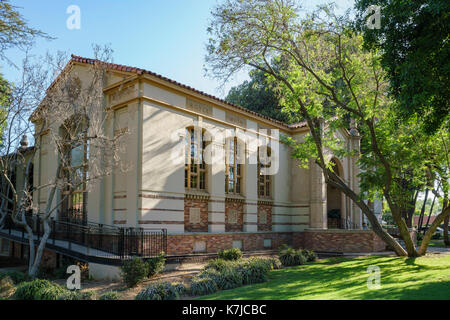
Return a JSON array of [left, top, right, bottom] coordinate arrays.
[[328, 217, 361, 230], [0, 213, 167, 263]]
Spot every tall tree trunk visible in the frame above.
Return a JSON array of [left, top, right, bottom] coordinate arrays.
[[392, 209, 419, 257], [29, 219, 51, 277], [424, 194, 436, 231], [418, 206, 450, 255], [444, 215, 449, 246], [325, 172, 408, 256]]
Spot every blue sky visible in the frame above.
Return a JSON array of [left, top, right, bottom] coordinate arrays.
[[2, 0, 355, 99]]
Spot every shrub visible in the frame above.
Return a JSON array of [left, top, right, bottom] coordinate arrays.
[[121, 257, 148, 287], [146, 252, 165, 278], [431, 233, 441, 240], [198, 268, 243, 290], [238, 258, 273, 284], [99, 291, 120, 300], [56, 289, 96, 301], [0, 271, 30, 284], [199, 257, 275, 291], [218, 248, 243, 261], [0, 276, 15, 299], [14, 279, 67, 300], [267, 257, 283, 269], [173, 282, 187, 296], [135, 282, 185, 300], [278, 244, 289, 253], [205, 258, 234, 272], [190, 277, 218, 296], [279, 248, 307, 266], [301, 250, 318, 262]]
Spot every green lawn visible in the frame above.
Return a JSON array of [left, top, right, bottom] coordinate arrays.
[[199, 254, 450, 300], [418, 240, 449, 248]]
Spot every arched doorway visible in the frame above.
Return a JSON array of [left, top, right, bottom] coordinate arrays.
[[327, 158, 343, 229]]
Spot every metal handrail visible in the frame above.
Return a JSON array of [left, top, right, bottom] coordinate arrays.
[[0, 213, 167, 262]]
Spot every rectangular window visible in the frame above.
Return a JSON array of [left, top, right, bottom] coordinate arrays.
[[225, 138, 242, 195], [258, 147, 272, 198], [185, 128, 207, 191]]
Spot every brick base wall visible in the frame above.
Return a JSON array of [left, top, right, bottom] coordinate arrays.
[[225, 201, 244, 232], [257, 203, 272, 231], [184, 198, 209, 232], [167, 232, 293, 255], [302, 229, 387, 252]]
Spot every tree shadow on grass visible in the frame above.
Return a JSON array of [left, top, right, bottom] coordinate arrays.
[[201, 255, 450, 300], [360, 280, 450, 300]]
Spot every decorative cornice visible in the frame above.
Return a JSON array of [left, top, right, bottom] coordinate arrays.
[[185, 191, 210, 201]]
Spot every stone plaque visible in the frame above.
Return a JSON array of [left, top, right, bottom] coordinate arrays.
[[232, 240, 243, 249], [193, 240, 206, 253], [189, 208, 201, 224], [259, 211, 267, 224], [186, 98, 213, 116], [228, 209, 238, 224], [226, 112, 246, 127], [109, 85, 137, 105], [263, 239, 272, 248]]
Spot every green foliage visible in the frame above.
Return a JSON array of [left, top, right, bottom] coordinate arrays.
[[195, 257, 277, 295], [190, 277, 219, 296], [217, 248, 243, 261], [57, 290, 96, 301], [0, 276, 15, 299], [0, 270, 30, 284], [206, 0, 450, 257], [99, 291, 120, 300], [198, 268, 243, 290], [0, 0, 49, 61], [205, 258, 231, 272], [135, 282, 186, 300], [199, 255, 450, 300], [237, 257, 273, 284], [355, 0, 450, 133], [300, 250, 318, 262], [279, 248, 307, 266], [431, 233, 441, 240], [146, 252, 166, 278], [226, 68, 301, 123], [121, 257, 148, 287], [268, 257, 283, 270], [13, 279, 67, 300]]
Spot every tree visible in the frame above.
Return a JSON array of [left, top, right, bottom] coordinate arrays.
[[205, 0, 449, 257], [354, 0, 450, 134], [226, 67, 301, 123], [0, 45, 126, 277], [0, 0, 50, 63]]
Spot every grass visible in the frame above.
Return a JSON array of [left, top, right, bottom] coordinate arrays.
[[418, 239, 449, 248], [198, 254, 450, 300]]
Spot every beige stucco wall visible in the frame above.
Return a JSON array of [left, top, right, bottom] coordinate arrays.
[[30, 64, 362, 236]]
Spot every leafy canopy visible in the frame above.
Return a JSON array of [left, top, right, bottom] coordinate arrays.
[[354, 0, 450, 133]]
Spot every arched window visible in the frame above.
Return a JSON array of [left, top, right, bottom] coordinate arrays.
[[225, 137, 243, 194], [185, 127, 207, 190], [258, 146, 272, 198], [60, 116, 89, 224]]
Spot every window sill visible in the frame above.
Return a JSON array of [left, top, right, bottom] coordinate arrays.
[[185, 190, 210, 200], [225, 194, 246, 202]]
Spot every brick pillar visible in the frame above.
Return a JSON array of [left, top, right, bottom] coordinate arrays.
[[208, 139, 226, 233]]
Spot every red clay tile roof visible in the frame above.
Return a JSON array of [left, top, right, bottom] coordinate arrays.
[[70, 55, 308, 131]]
